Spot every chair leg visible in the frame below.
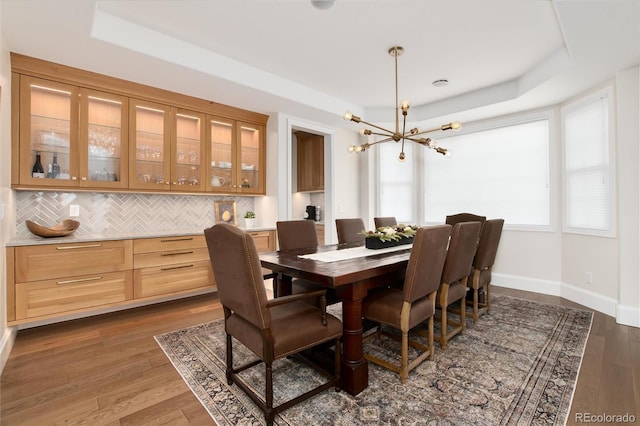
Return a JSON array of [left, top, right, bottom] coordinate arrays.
[[265, 361, 274, 426], [226, 333, 233, 385], [487, 283, 491, 313], [461, 297, 466, 332], [400, 330, 408, 384], [427, 315, 434, 360], [334, 336, 341, 391], [440, 307, 448, 349], [472, 287, 479, 323]]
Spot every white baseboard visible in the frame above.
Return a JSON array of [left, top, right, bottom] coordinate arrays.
[[0, 326, 17, 374], [616, 304, 640, 327], [492, 273, 634, 326]]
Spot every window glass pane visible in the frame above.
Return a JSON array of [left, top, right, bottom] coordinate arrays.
[[563, 95, 611, 231], [379, 142, 414, 224], [424, 120, 550, 226]]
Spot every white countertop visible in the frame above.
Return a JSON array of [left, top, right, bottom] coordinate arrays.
[[7, 226, 276, 247]]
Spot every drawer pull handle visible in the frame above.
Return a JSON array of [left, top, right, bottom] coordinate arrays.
[[57, 276, 103, 285], [161, 264, 194, 271], [161, 251, 194, 257], [57, 244, 103, 250], [160, 237, 194, 243]]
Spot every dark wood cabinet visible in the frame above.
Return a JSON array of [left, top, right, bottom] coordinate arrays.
[[296, 131, 324, 192]]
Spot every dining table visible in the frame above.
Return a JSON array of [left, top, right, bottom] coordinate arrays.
[[259, 241, 412, 396]]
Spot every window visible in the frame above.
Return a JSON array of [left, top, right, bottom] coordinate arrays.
[[377, 142, 415, 224], [377, 116, 551, 227], [562, 88, 615, 235]]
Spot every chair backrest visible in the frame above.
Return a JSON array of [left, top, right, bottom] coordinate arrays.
[[441, 221, 482, 285], [445, 213, 486, 227], [276, 220, 318, 250], [473, 218, 504, 270], [374, 217, 398, 228], [335, 218, 366, 244], [403, 225, 451, 303], [205, 224, 270, 329]]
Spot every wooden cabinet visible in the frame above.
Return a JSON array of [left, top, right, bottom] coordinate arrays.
[[10, 240, 133, 322], [15, 76, 129, 190], [296, 131, 324, 192], [11, 53, 268, 195], [316, 224, 325, 245], [6, 230, 276, 326], [129, 102, 207, 192], [133, 235, 213, 299], [208, 118, 265, 194]]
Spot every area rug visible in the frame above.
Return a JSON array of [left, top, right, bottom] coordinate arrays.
[[155, 295, 593, 425]]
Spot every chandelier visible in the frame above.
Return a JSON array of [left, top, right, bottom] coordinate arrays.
[[345, 46, 461, 161]]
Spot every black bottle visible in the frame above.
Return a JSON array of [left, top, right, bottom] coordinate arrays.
[[31, 153, 45, 178], [51, 153, 60, 178]]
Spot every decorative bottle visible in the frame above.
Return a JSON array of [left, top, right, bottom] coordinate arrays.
[[31, 153, 45, 178], [51, 153, 60, 178]]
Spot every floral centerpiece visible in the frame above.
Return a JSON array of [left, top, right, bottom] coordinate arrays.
[[360, 224, 418, 249]]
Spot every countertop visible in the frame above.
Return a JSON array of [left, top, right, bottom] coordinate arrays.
[[7, 226, 276, 247]]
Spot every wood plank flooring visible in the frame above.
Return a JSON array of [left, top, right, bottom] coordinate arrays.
[[1, 287, 638, 425]]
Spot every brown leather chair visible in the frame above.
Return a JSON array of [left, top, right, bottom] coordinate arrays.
[[437, 221, 482, 349], [445, 212, 486, 227], [374, 216, 398, 228], [467, 219, 504, 322], [204, 224, 342, 426], [276, 220, 339, 304], [362, 225, 451, 383], [335, 218, 366, 244]]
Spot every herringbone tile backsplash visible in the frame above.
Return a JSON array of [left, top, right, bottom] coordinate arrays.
[[15, 191, 255, 238]]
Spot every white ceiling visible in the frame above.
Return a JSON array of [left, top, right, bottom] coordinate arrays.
[[2, 0, 639, 129]]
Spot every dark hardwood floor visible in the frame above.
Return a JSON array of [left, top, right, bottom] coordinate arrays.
[[1, 287, 638, 425]]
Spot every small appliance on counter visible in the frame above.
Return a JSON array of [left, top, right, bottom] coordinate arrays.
[[304, 205, 321, 221]]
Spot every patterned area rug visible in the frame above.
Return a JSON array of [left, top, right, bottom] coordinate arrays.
[[155, 295, 593, 425]]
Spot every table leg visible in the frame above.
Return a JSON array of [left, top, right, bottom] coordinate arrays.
[[337, 286, 368, 395], [276, 274, 292, 297]]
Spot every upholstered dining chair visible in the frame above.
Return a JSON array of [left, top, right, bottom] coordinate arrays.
[[276, 220, 339, 304], [204, 224, 342, 426], [362, 224, 451, 383], [467, 218, 504, 322], [335, 218, 366, 244], [437, 221, 482, 349], [374, 216, 398, 228], [445, 212, 486, 227]]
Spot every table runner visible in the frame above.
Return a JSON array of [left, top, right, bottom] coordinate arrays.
[[298, 244, 411, 262]]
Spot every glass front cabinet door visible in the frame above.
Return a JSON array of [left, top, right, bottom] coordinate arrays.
[[207, 116, 235, 193], [237, 121, 265, 195], [79, 89, 128, 189], [172, 109, 206, 192], [18, 76, 79, 188], [129, 99, 171, 191]]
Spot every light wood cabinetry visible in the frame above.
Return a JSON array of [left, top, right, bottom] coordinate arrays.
[[207, 118, 265, 194], [296, 131, 324, 192], [16, 76, 129, 190], [11, 53, 268, 195], [133, 235, 213, 299], [316, 223, 325, 245], [11, 240, 133, 323], [6, 229, 276, 326]]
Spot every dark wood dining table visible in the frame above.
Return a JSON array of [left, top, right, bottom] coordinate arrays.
[[259, 241, 412, 395]]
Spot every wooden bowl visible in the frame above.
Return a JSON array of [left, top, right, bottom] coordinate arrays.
[[26, 219, 80, 238]]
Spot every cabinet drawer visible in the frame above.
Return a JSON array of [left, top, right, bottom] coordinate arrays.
[[133, 259, 214, 298], [15, 240, 133, 283], [248, 230, 275, 252], [133, 235, 206, 254], [133, 247, 209, 269], [15, 271, 133, 320]]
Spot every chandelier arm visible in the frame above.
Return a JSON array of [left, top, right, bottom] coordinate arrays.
[[405, 126, 446, 138], [404, 136, 433, 146], [366, 137, 396, 147], [357, 118, 398, 135]]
